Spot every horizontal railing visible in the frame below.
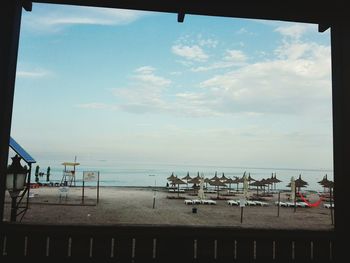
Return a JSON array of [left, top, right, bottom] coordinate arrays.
[[0, 223, 335, 262]]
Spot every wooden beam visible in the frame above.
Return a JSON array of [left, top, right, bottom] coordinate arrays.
[[0, 1, 23, 221], [331, 23, 350, 261], [32, 0, 345, 25]]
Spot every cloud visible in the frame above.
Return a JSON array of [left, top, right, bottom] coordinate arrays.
[[23, 4, 147, 32], [198, 41, 331, 115], [110, 66, 172, 113], [75, 102, 114, 110], [16, 68, 52, 78], [274, 23, 314, 40], [78, 34, 331, 119], [171, 44, 209, 62], [191, 49, 247, 72]]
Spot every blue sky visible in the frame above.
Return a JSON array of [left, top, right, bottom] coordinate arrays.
[[11, 4, 332, 169]]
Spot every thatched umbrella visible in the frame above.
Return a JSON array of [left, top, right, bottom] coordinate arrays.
[[220, 172, 228, 182], [318, 174, 332, 192], [167, 173, 176, 181], [247, 173, 256, 189], [204, 178, 211, 188], [225, 177, 235, 191], [182, 172, 192, 188], [232, 176, 243, 191], [171, 177, 186, 197], [295, 174, 308, 192], [286, 174, 308, 192], [250, 180, 267, 196], [209, 178, 227, 198], [188, 177, 201, 194], [210, 171, 220, 181], [270, 173, 282, 190]]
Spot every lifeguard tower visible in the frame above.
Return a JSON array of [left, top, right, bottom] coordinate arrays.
[[60, 161, 79, 187]]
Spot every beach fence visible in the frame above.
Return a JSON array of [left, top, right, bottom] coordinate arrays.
[[0, 223, 334, 262]]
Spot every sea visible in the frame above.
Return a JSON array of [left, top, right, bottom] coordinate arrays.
[[28, 159, 333, 192]]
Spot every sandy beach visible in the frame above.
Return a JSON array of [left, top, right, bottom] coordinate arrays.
[[3, 186, 334, 230]]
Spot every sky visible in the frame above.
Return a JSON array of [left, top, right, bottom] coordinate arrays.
[[11, 3, 333, 170]]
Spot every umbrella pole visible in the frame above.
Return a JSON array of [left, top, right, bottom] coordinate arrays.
[[330, 187, 334, 225], [277, 191, 280, 217]]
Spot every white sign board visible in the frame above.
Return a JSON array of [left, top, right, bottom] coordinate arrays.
[[239, 198, 246, 207], [83, 171, 99, 182]]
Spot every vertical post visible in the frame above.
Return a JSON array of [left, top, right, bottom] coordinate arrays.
[[331, 22, 350, 261], [152, 191, 156, 209], [97, 171, 100, 204], [330, 186, 334, 225], [240, 207, 243, 223], [10, 197, 17, 222], [277, 191, 280, 217], [82, 179, 85, 204], [0, 1, 23, 221]]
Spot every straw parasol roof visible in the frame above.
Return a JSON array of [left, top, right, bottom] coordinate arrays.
[[269, 173, 282, 190], [210, 171, 220, 181], [171, 177, 186, 197], [209, 178, 227, 198], [225, 177, 235, 190], [167, 173, 176, 181], [220, 172, 228, 182], [250, 180, 267, 196], [188, 177, 201, 185], [182, 172, 192, 181], [286, 174, 308, 192]]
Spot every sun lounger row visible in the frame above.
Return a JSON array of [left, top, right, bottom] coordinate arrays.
[[184, 199, 216, 205], [227, 200, 269, 206], [168, 189, 185, 192], [323, 203, 334, 208], [275, 201, 309, 208]]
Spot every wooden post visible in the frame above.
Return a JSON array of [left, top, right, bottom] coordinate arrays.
[[331, 22, 350, 261], [277, 191, 280, 217], [97, 172, 100, 204], [82, 180, 85, 204], [0, 1, 23, 220]]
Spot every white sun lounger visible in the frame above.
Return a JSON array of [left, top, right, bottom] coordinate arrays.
[[296, 202, 309, 208], [184, 200, 193, 205], [275, 201, 288, 207], [227, 200, 239, 206], [202, 200, 216, 205], [253, 201, 269, 206], [324, 203, 334, 208]]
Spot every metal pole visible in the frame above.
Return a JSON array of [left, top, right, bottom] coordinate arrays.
[[240, 207, 244, 223], [277, 191, 280, 217], [82, 180, 85, 204], [10, 197, 17, 222], [97, 172, 100, 204], [152, 191, 156, 209], [330, 187, 334, 225]]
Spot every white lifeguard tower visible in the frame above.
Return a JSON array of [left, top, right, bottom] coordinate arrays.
[[60, 160, 80, 187]]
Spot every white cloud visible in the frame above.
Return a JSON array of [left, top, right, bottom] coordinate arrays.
[[16, 68, 51, 78], [110, 66, 172, 114], [190, 49, 247, 72], [23, 4, 147, 32], [274, 23, 314, 40], [171, 44, 209, 62], [198, 41, 331, 115], [75, 102, 115, 110]]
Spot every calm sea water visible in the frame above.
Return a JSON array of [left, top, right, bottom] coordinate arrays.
[[29, 160, 333, 192]]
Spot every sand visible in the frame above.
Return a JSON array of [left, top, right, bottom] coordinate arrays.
[[3, 186, 334, 230]]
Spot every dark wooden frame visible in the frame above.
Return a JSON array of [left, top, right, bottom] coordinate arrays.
[[1, 1, 347, 261]]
